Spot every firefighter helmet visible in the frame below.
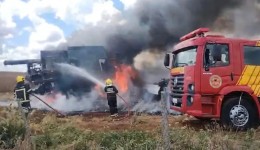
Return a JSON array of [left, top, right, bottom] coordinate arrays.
[[16, 75, 25, 83], [105, 78, 113, 86]]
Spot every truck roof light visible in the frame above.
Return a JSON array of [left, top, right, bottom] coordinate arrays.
[[180, 28, 210, 41]]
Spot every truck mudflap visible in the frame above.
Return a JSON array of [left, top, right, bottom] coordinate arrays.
[[169, 94, 218, 118]]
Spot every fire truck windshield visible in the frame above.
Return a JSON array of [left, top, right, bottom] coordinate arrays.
[[172, 46, 197, 67]]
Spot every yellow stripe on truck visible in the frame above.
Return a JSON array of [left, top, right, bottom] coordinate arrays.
[[251, 85, 257, 93], [255, 85, 260, 96], [255, 76, 260, 85], [236, 65, 248, 85], [248, 66, 260, 85], [256, 84, 260, 96], [237, 65, 260, 97], [238, 66, 255, 85]]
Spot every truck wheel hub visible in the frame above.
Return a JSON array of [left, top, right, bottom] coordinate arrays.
[[229, 105, 249, 127]]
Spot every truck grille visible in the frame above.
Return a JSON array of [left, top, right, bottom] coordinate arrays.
[[170, 74, 184, 106]]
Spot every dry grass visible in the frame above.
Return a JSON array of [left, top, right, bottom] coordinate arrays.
[[1, 106, 260, 149]]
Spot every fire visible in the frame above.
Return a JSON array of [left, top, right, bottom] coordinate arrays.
[[113, 64, 137, 93], [93, 63, 138, 97]]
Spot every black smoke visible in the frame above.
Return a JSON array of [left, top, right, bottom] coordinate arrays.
[[104, 0, 243, 64], [66, 0, 260, 66]]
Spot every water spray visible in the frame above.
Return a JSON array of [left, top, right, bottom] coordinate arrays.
[[56, 63, 106, 87]]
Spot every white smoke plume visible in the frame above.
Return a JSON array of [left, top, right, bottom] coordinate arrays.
[[132, 84, 179, 114], [133, 50, 168, 83], [0, 91, 109, 113], [30, 91, 108, 112]]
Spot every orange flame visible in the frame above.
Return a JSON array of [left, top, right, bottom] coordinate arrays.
[[113, 64, 137, 93], [93, 64, 138, 96]]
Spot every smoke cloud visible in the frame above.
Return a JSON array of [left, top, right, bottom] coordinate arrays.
[[232, 0, 260, 38], [212, 0, 260, 39], [133, 50, 168, 83], [67, 0, 244, 64], [30, 91, 109, 112], [62, 0, 254, 113]]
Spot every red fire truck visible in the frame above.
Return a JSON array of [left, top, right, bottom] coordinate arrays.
[[164, 28, 260, 130]]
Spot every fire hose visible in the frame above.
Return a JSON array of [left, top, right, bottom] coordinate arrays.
[[116, 94, 131, 118], [31, 94, 66, 117]]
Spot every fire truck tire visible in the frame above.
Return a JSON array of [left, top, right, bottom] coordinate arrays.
[[221, 97, 258, 130]]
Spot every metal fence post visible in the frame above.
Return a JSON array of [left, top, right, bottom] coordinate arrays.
[[161, 87, 171, 150]]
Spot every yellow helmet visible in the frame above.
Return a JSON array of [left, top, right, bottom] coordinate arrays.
[[105, 78, 113, 86], [16, 75, 25, 83]]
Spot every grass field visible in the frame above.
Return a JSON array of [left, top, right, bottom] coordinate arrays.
[[1, 71, 260, 149], [0, 106, 260, 150]]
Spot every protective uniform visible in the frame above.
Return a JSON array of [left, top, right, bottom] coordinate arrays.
[[14, 76, 34, 117], [104, 79, 118, 116]]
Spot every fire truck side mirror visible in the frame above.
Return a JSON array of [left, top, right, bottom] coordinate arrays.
[[204, 49, 210, 71], [164, 54, 170, 69]]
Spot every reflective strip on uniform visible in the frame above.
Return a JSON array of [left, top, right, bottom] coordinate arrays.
[[16, 99, 30, 103], [20, 100, 30, 103], [15, 88, 26, 96]]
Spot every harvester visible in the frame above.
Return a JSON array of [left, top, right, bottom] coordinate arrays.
[[4, 46, 114, 97]]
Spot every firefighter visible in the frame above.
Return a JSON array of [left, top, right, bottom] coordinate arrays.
[[104, 78, 118, 117], [14, 76, 36, 118]]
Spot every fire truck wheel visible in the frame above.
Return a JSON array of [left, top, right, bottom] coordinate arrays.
[[221, 97, 258, 130]]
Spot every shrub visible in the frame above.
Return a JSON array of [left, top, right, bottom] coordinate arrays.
[[0, 108, 25, 149]]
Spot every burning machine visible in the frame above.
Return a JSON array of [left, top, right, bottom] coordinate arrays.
[[4, 46, 114, 96]]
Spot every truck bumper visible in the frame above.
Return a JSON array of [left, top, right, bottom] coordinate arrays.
[[169, 94, 216, 118]]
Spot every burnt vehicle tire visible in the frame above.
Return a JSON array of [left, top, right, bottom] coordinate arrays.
[[220, 97, 258, 130]]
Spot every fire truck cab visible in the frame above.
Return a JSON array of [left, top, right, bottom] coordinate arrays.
[[164, 28, 260, 130]]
